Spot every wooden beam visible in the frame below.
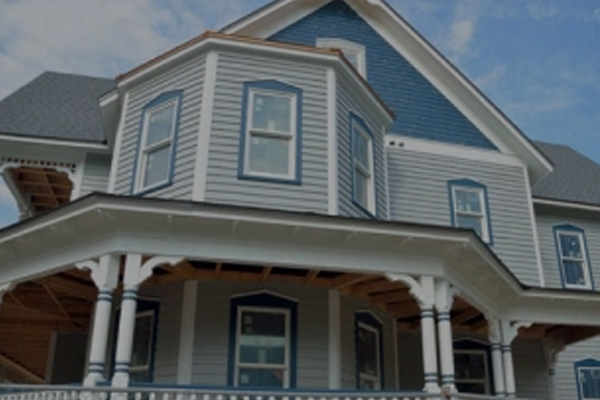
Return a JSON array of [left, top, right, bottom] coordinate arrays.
[[452, 309, 481, 326], [369, 289, 412, 305], [37, 276, 96, 302], [215, 262, 223, 275], [386, 302, 420, 319], [0, 353, 45, 384], [261, 266, 273, 282], [304, 270, 320, 285], [351, 279, 399, 296], [332, 274, 373, 289], [42, 285, 75, 325], [7, 292, 26, 308]]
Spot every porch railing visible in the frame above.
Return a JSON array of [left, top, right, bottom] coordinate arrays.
[[0, 385, 543, 400]]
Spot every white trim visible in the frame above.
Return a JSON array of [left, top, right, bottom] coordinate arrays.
[[317, 38, 367, 77], [71, 154, 86, 201], [0, 133, 109, 151], [327, 290, 341, 389], [383, 129, 391, 221], [534, 198, 600, 213], [386, 135, 524, 168], [522, 168, 545, 287], [192, 51, 218, 202], [45, 332, 58, 383], [327, 68, 339, 215], [108, 92, 130, 194], [177, 281, 198, 385], [99, 90, 119, 108]]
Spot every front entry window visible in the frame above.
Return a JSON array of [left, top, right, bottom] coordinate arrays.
[[355, 311, 383, 390], [130, 310, 156, 382], [455, 350, 490, 394]]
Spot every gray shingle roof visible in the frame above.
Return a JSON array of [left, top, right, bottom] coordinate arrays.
[[0, 71, 115, 143], [533, 141, 600, 206]]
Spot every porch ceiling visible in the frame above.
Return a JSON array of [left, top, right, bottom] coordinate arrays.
[[8, 167, 73, 214]]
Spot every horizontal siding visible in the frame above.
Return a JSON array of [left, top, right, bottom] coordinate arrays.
[[114, 54, 205, 200], [556, 335, 600, 400], [336, 73, 388, 220], [536, 207, 600, 289], [204, 51, 328, 214], [388, 149, 539, 285], [193, 281, 329, 389], [512, 337, 550, 399], [79, 153, 111, 196]]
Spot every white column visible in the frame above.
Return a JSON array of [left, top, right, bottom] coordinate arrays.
[[500, 320, 531, 398], [487, 317, 506, 397], [112, 254, 183, 387], [77, 255, 120, 387], [544, 337, 564, 400], [177, 281, 198, 385], [328, 290, 342, 389], [435, 279, 456, 392]]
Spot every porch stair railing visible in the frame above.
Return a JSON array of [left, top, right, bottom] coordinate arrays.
[[0, 385, 543, 400]]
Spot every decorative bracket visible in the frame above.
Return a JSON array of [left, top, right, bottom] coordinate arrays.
[[386, 273, 435, 309], [501, 320, 533, 345], [77, 254, 120, 291], [123, 254, 184, 287]]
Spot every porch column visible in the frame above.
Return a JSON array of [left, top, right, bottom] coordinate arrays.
[[387, 274, 439, 393], [435, 279, 456, 393], [487, 316, 506, 397], [544, 336, 565, 400], [500, 320, 531, 398], [77, 255, 120, 386], [112, 254, 183, 388]]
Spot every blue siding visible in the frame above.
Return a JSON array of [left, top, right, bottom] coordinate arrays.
[[270, 0, 497, 150]]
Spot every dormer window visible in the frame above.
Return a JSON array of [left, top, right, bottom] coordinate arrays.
[[448, 179, 493, 244], [317, 38, 367, 77], [239, 81, 302, 184], [133, 91, 182, 194]]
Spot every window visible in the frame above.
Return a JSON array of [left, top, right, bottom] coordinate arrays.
[[355, 312, 383, 390], [228, 292, 298, 388], [554, 225, 594, 290], [448, 179, 492, 243], [454, 350, 490, 394], [317, 38, 367, 77], [239, 81, 302, 183], [576, 359, 600, 399], [351, 114, 375, 215], [133, 91, 182, 194]]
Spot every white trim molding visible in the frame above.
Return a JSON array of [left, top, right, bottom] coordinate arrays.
[[107, 91, 130, 194], [177, 280, 198, 385], [533, 197, 600, 213], [326, 68, 339, 215], [327, 289, 342, 389]]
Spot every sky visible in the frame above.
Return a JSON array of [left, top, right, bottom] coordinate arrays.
[[0, 0, 598, 227]]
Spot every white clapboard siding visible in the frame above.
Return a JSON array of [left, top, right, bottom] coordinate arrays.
[[204, 51, 329, 213], [79, 153, 111, 196], [535, 207, 600, 289], [114, 54, 205, 200], [387, 149, 539, 286], [336, 73, 388, 220], [512, 337, 550, 399], [555, 335, 600, 400]]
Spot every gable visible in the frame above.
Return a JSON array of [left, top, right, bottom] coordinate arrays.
[[269, 0, 497, 150]]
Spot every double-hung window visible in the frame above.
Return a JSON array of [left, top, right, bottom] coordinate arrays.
[[449, 179, 492, 243], [351, 115, 375, 215], [229, 292, 297, 389], [576, 359, 600, 399], [134, 91, 182, 193], [130, 310, 156, 383], [240, 81, 302, 183], [454, 350, 490, 394], [316, 38, 367, 77], [555, 225, 593, 289], [355, 312, 382, 390]]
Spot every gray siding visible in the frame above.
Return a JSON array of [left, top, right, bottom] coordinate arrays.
[[556, 335, 600, 400], [114, 54, 205, 199], [79, 153, 111, 196], [388, 149, 539, 286], [340, 295, 395, 390], [512, 337, 550, 399], [193, 282, 329, 389], [336, 74, 388, 219], [535, 206, 600, 289], [204, 51, 329, 213]]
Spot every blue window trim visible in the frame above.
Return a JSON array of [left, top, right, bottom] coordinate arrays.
[[447, 178, 494, 245], [227, 292, 298, 388], [575, 358, 600, 400], [453, 339, 495, 395], [350, 112, 377, 219], [238, 80, 303, 185], [553, 224, 595, 290], [355, 311, 384, 390], [131, 90, 183, 196]]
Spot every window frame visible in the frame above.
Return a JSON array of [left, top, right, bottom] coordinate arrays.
[[448, 179, 493, 244], [575, 359, 600, 400], [355, 311, 383, 390], [350, 113, 376, 216], [454, 349, 491, 395], [554, 224, 594, 290], [238, 80, 303, 185], [132, 90, 183, 195], [316, 38, 367, 77], [228, 292, 298, 389], [130, 309, 156, 376]]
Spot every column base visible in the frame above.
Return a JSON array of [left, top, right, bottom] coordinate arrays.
[[83, 372, 103, 387], [111, 372, 130, 388], [424, 381, 441, 393]]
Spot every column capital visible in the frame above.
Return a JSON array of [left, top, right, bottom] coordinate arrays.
[[435, 279, 458, 313], [386, 274, 435, 309], [123, 254, 184, 287], [77, 255, 120, 291], [500, 320, 532, 345]]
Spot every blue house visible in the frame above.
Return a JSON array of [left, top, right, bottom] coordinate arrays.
[[0, 1, 599, 399]]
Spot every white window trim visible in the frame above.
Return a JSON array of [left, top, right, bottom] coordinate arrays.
[[357, 321, 381, 390], [317, 38, 367, 77], [130, 309, 156, 374], [352, 120, 375, 214], [556, 230, 592, 290], [134, 99, 178, 193], [578, 366, 600, 399], [234, 306, 291, 388], [451, 186, 490, 243], [454, 349, 491, 395], [244, 89, 298, 180]]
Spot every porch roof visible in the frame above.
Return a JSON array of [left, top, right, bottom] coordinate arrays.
[[0, 193, 600, 326]]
